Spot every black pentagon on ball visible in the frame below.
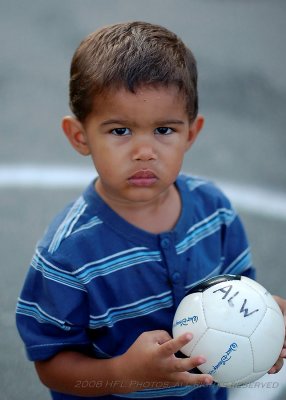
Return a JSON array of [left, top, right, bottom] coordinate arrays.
[[187, 274, 242, 295]]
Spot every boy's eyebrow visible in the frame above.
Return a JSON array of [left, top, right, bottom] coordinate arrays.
[[100, 119, 130, 126], [100, 119, 186, 126], [154, 119, 185, 125]]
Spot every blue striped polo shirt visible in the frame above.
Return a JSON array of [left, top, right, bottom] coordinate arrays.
[[16, 174, 255, 400]]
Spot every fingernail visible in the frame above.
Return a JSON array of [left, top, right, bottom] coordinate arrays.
[[198, 356, 206, 364], [185, 333, 193, 341]]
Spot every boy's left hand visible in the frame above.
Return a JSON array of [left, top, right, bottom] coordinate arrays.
[[268, 295, 286, 374]]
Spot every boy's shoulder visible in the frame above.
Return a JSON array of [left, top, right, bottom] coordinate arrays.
[[177, 173, 232, 209], [177, 174, 237, 236], [37, 181, 103, 257]]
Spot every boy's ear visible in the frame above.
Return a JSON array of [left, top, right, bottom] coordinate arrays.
[[62, 116, 90, 156], [186, 114, 204, 151]]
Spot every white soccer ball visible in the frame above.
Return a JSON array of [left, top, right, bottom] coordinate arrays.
[[172, 275, 285, 387]]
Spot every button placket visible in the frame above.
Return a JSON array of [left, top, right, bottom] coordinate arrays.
[[159, 234, 185, 308]]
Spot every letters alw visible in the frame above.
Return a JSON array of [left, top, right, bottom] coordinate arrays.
[[213, 285, 259, 317]]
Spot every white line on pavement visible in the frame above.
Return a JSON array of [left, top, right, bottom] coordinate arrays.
[[1, 164, 286, 221]]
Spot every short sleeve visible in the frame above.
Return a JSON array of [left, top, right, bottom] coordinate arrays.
[[16, 248, 91, 361]]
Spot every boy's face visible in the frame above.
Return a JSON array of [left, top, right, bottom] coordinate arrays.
[[63, 85, 203, 207]]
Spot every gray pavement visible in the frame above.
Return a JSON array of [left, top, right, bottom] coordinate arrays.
[[1, 1, 286, 399]]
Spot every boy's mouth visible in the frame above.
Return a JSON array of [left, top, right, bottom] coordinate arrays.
[[128, 170, 158, 187]]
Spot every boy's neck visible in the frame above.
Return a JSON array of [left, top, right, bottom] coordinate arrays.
[[95, 181, 181, 234]]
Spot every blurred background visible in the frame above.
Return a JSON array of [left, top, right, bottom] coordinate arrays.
[[0, 1, 285, 399]]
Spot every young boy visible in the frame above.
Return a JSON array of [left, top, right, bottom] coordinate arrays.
[[16, 21, 286, 400]]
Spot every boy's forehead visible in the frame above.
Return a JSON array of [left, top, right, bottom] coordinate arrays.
[[91, 84, 188, 116]]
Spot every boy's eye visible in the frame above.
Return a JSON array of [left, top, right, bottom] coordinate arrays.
[[111, 128, 131, 136], [155, 127, 173, 135]]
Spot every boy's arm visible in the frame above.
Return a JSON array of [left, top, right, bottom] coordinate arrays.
[[35, 331, 213, 396]]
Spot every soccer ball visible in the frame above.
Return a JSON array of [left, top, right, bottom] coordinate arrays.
[[172, 275, 285, 387]]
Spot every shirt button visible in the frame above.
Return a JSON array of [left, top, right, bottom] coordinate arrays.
[[172, 272, 181, 283], [161, 238, 170, 249]]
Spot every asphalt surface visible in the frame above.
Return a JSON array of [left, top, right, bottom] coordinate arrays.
[[1, 1, 286, 399]]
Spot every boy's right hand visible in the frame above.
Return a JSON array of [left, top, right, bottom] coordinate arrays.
[[120, 330, 213, 389]]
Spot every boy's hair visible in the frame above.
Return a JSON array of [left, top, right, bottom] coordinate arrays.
[[69, 21, 198, 122]]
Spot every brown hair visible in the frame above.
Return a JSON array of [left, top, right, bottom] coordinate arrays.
[[69, 21, 198, 122]]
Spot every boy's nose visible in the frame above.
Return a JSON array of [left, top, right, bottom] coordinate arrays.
[[132, 139, 157, 161]]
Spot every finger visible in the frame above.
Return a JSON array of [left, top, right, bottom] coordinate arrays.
[[173, 355, 207, 373], [159, 333, 193, 357], [280, 347, 286, 358], [268, 357, 284, 374], [173, 371, 213, 386], [151, 330, 173, 345], [188, 372, 213, 386]]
